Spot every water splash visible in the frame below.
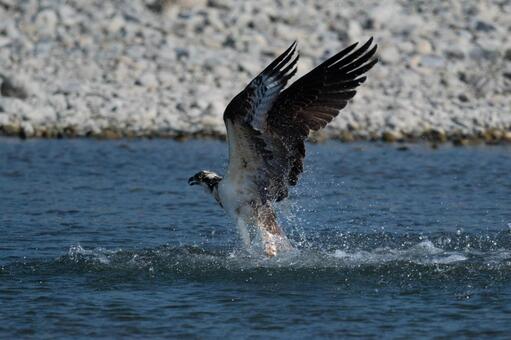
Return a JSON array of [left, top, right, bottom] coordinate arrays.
[[331, 240, 468, 265], [3, 232, 510, 286]]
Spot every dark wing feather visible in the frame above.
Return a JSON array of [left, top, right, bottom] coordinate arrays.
[[267, 37, 378, 189]]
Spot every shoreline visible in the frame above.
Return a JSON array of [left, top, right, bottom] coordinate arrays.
[[1, 126, 510, 146]]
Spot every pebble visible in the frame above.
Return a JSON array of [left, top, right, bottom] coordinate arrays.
[[20, 121, 34, 138], [419, 55, 446, 68], [137, 73, 159, 90], [35, 9, 58, 38], [0, 37, 11, 48], [416, 39, 432, 54], [0, 113, 9, 126], [380, 45, 400, 64]]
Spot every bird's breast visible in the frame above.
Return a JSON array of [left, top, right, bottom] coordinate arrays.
[[218, 176, 256, 218]]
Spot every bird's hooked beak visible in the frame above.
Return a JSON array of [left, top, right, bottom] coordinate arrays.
[[188, 176, 199, 186]]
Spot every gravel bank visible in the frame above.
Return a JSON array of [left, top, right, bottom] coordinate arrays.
[[0, 0, 510, 143]]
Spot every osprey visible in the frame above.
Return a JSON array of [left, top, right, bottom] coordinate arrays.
[[189, 38, 378, 256]]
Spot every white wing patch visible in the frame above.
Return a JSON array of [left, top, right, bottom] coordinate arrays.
[[244, 43, 298, 132]]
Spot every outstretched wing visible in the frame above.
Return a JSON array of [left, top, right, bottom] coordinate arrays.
[[223, 42, 299, 201], [223, 38, 378, 203], [224, 41, 298, 130], [267, 37, 378, 187]]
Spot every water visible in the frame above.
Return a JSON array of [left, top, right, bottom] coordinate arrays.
[[1, 138, 510, 338]]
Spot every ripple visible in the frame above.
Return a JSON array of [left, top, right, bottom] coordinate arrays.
[[2, 234, 510, 286]]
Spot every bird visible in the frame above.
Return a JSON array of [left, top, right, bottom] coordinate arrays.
[[189, 38, 378, 257]]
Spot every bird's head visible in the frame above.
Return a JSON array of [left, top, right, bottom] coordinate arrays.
[[188, 170, 222, 192]]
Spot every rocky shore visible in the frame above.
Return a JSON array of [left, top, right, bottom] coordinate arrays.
[[0, 0, 510, 143]]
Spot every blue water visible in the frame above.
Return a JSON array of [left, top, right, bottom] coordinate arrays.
[[1, 138, 511, 338]]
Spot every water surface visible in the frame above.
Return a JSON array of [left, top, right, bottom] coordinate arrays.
[[1, 139, 510, 338]]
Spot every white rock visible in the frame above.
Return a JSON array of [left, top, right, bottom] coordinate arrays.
[[107, 15, 126, 34], [238, 59, 260, 75], [138, 73, 159, 90], [0, 37, 11, 48], [380, 45, 401, 64], [59, 5, 80, 26], [20, 121, 34, 137], [347, 21, 362, 40], [420, 55, 446, 68], [29, 106, 57, 125], [50, 94, 68, 113], [35, 9, 58, 38], [0, 113, 10, 125], [0, 98, 32, 118], [416, 39, 433, 54]]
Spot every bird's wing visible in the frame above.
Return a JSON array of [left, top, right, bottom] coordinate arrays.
[[223, 42, 299, 202], [223, 41, 298, 130], [223, 38, 377, 202], [266, 37, 378, 187]]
